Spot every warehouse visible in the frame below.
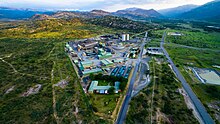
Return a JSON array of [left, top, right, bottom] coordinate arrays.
[[88, 81, 120, 94], [82, 68, 102, 75], [79, 61, 93, 71], [97, 48, 112, 59], [147, 47, 164, 55], [77, 41, 98, 51], [168, 32, 183, 36], [101, 59, 114, 67]]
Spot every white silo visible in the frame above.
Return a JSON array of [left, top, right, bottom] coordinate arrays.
[[126, 34, 130, 41], [122, 34, 126, 41]]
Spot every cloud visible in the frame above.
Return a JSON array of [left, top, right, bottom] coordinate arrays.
[[0, 0, 214, 11]]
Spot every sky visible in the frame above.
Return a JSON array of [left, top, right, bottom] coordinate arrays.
[[0, 0, 214, 12]]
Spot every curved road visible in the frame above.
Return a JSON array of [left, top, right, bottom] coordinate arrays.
[[161, 32, 214, 124], [115, 32, 148, 124]]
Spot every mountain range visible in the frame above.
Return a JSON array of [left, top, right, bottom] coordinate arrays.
[[112, 8, 163, 20], [0, 7, 54, 20], [31, 10, 112, 20], [179, 0, 220, 21], [0, 7, 161, 20], [1, 0, 220, 23], [158, 4, 198, 17]]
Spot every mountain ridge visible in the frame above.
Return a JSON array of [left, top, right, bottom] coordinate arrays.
[[179, 0, 220, 21], [158, 4, 199, 17], [112, 8, 163, 20]]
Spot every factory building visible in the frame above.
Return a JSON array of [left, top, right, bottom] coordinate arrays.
[[97, 48, 112, 59], [101, 59, 114, 67], [147, 47, 164, 55], [79, 61, 102, 75], [168, 32, 183, 36], [88, 81, 120, 94], [77, 41, 98, 51], [82, 68, 102, 75], [79, 61, 94, 71]]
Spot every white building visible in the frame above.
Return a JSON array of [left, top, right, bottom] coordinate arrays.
[[122, 34, 129, 41]]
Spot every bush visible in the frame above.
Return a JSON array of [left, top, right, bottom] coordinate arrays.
[[108, 87, 115, 94]]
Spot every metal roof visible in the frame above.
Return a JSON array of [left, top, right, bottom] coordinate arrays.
[[82, 68, 102, 75], [88, 81, 120, 93], [101, 59, 113, 66]]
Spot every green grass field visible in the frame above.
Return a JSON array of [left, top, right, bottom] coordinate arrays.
[[89, 94, 120, 114], [164, 43, 220, 70], [165, 29, 220, 49], [145, 38, 161, 48]]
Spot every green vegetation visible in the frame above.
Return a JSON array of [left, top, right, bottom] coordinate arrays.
[[148, 30, 164, 39], [88, 73, 128, 121], [90, 73, 128, 91], [1, 13, 219, 123], [0, 38, 109, 123], [0, 18, 118, 39], [165, 44, 220, 123], [166, 29, 220, 49], [145, 38, 161, 48], [126, 60, 198, 124], [89, 94, 120, 117], [164, 43, 220, 71], [0, 38, 54, 123], [86, 16, 163, 33], [0, 18, 124, 123]]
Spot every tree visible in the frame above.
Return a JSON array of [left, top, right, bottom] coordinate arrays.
[[108, 87, 115, 94]]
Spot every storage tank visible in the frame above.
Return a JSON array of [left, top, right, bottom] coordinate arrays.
[[122, 34, 126, 41], [126, 34, 130, 41]]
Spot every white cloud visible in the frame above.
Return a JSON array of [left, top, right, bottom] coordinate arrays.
[[0, 0, 214, 11]]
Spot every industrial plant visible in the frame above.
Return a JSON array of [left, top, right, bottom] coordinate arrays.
[[65, 33, 142, 94]]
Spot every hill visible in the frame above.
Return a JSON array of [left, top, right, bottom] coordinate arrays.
[[0, 18, 118, 38], [90, 10, 110, 16], [158, 4, 198, 17], [86, 16, 162, 33], [30, 10, 111, 20], [112, 8, 163, 20], [31, 14, 55, 20], [179, 0, 220, 22]]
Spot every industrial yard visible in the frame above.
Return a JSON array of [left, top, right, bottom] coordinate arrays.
[[64, 33, 146, 120], [65, 33, 143, 94]]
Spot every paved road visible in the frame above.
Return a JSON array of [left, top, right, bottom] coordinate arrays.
[[160, 32, 214, 124], [115, 32, 148, 124]]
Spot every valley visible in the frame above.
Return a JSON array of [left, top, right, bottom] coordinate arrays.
[[1, 1, 220, 123]]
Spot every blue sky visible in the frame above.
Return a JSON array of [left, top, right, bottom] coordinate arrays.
[[0, 0, 213, 11]]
